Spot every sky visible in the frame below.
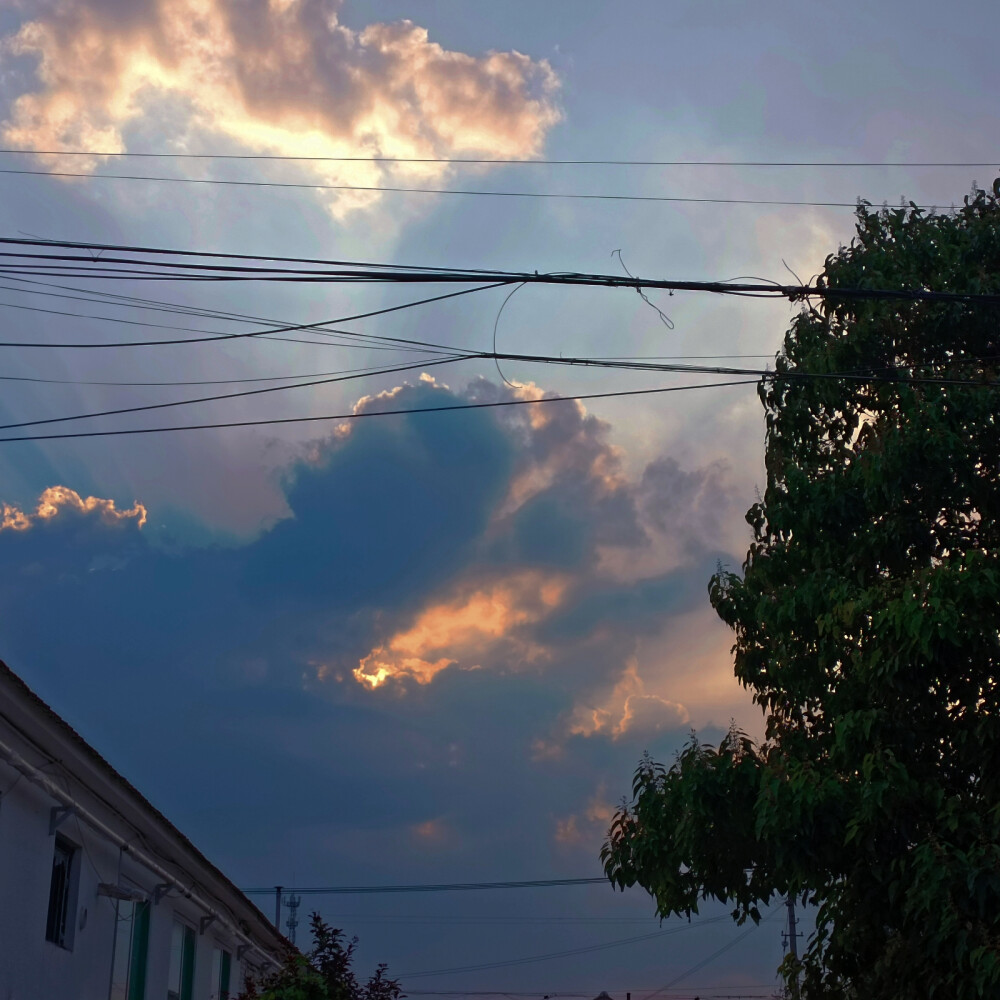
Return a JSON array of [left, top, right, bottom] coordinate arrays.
[[0, 1, 997, 996]]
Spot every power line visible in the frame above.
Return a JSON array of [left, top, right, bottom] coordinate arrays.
[[647, 909, 783, 1000], [0, 354, 776, 390], [2, 237, 998, 305], [3, 350, 995, 435], [4, 351, 998, 444], [0, 236, 495, 277], [0, 273, 474, 354], [404, 991, 777, 998], [398, 917, 732, 980], [0, 360, 438, 389], [0, 166, 957, 210], [0, 290, 466, 356], [404, 992, 777, 997], [3, 148, 996, 167], [321, 915, 662, 925], [0, 354, 469, 433], [242, 877, 609, 895], [405, 991, 590, 996], [0, 281, 504, 347]]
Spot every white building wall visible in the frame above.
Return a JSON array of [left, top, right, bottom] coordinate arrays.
[[0, 760, 120, 1000], [0, 667, 281, 1000], [0, 753, 262, 1000]]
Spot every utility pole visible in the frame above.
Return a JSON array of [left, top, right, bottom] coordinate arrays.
[[784, 895, 801, 999], [786, 896, 799, 961], [284, 892, 301, 946], [274, 885, 283, 931]]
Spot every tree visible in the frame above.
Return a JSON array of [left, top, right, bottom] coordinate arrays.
[[239, 914, 405, 1000], [602, 181, 1000, 999]]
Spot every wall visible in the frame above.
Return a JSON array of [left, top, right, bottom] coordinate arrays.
[[0, 726, 262, 1000]]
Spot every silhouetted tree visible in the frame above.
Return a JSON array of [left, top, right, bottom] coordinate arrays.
[[604, 181, 1000, 998], [240, 913, 404, 1000]]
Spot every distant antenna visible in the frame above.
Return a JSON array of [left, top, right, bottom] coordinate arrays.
[[284, 893, 302, 946]]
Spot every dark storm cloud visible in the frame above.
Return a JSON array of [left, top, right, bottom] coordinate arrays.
[[0, 376, 743, 886]]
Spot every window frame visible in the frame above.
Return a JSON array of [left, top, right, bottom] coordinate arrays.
[[166, 918, 196, 1000], [110, 897, 150, 1000], [44, 834, 78, 949], [211, 945, 232, 1000]]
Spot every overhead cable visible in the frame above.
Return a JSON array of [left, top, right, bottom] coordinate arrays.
[[241, 877, 609, 895], [2, 351, 996, 434], [0, 354, 777, 390], [0, 279, 504, 347], [398, 917, 732, 979], [0, 355, 470, 433], [4, 350, 997, 443], [646, 907, 783, 1000], [2, 148, 996, 167], [1, 237, 997, 305], [0, 290, 467, 356], [0, 273, 474, 354], [0, 167, 960, 210], [0, 379, 759, 444]]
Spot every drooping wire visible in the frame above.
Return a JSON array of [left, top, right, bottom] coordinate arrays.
[[492, 282, 527, 389], [612, 249, 674, 330]]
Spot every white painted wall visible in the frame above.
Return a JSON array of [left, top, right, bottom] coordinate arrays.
[[0, 754, 256, 1000], [0, 668, 282, 1000]]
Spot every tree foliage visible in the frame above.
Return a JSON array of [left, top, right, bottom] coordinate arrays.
[[239, 914, 404, 1000], [603, 182, 1000, 998]]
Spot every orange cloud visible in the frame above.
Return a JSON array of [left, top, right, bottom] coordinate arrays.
[[411, 817, 448, 844], [1, 486, 147, 532], [553, 784, 615, 846], [553, 814, 581, 844], [567, 657, 689, 740], [3, 0, 560, 216], [353, 571, 565, 688]]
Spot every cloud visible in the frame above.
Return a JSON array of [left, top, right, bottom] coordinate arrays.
[[0, 486, 147, 585], [322, 377, 728, 715], [566, 657, 690, 740], [638, 455, 740, 558], [2, 0, 561, 216], [353, 571, 564, 688], [1, 485, 146, 533], [0, 379, 740, 731], [410, 817, 449, 845], [0, 374, 747, 904], [553, 783, 616, 847]]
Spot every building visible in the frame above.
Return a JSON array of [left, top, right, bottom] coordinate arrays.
[[0, 659, 287, 1000]]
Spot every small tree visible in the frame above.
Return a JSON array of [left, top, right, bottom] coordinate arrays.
[[603, 182, 1000, 998], [240, 914, 404, 1000]]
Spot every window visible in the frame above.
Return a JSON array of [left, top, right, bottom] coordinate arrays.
[[210, 946, 232, 1000], [45, 836, 76, 948], [109, 900, 150, 1000], [167, 920, 196, 1000]]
